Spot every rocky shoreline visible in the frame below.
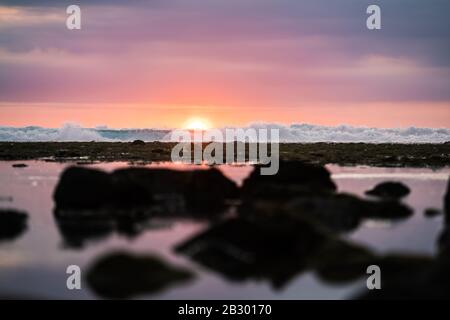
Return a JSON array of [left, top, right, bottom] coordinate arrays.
[[0, 141, 449, 167]]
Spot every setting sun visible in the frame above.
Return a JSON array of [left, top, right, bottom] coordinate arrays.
[[183, 117, 212, 130]]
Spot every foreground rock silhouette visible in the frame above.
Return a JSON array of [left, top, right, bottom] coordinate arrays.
[[240, 162, 413, 233], [241, 161, 336, 200], [175, 215, 432, 289], [53, 166, 238, 247], [86, 252, 194, 299], [365, 181, 410, 199], [54, 166, 238, 213], [0, 209, 28, 242]]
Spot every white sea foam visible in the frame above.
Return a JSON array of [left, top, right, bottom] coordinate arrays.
[[0, 123, 449, 143]]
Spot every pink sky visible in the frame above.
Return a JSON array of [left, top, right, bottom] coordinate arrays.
[[0, 1, 449, 128]]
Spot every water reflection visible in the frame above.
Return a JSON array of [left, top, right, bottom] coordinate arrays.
[[0, 209, 28, 242], [0, 160, 449, 299]]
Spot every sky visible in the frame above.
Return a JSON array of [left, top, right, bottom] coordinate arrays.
[[0, 0, 449, 129]]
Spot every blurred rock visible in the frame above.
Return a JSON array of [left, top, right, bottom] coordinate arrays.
[[175, 216, 327, 289], [241, 192, 412, 233], [365, 181, 410, 199], [54, 166, 237, 214], [112, 167, 238, 213], [131, 140, 145, 146], [424, 208, 441, 218], [241, 161, 336, 200], [86, 252, 194, 299], [53, 166, 238, 247], [0, 209, 28, 241], [12, 163, 27, 168], [54, 167, 117, 210]]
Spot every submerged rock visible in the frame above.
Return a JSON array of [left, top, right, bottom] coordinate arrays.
[[86, 252, 194, 299], [240, 192, 413, 233], [12, 163, 27, 168], [365, 181, 410, 199], [424, 208, 441, 218], [175, 216, 327, 289], [0, 209, 28, 241]]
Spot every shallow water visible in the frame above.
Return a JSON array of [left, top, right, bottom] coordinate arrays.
[[0, 161, 448, 299]]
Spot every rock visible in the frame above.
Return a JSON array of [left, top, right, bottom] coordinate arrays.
[[53, 167, 117, 210], [53, 166, 238, 247], [240, 192, 413, 233], [0, 196, 13, 202], [424, 208, 441, 218], [365, 181, 410, 199], [175, 214, 422, 289], [0, 209, 28, 241], [242, 161, 336, 200], [175, 216, 327, 289], [131, 140, 145, 146], [112, 167, 238, 213], [12, 163, 27, 168], [86, 252, 194, 299]]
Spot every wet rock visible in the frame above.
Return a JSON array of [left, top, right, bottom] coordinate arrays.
[[175, 216, 327, 289], [241, 192, 412, 233], [54, 207, 170, 249], [53, 167, 117, 210], [365, 181, 410, 199], [355, 255, 445, 300], [12, 163, 27, 168], [111, 167, 238, 213], [0, 209, 28, 241], [86, 252, 194, 299], [55, 217, 115, 248], [131, 140, 145, 146], [242, 161, 336, 200], [313, 241, 378, 283], [424, 208, 441, 218], [53, 166, 238, 247]]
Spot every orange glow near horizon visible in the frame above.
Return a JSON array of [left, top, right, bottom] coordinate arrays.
[[0, 101, 449, 129]]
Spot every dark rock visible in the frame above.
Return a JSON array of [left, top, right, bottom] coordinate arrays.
[[55, 217, 115, 249], [175, 216, 327, 289], [54, 167, 117, 210], [240, 192, 412, 233], [131, 140, 145, 146], [424, 208, 441, 218], [0, 209, 28, 241], [242, 161, 336, 200], [53, 166, 238, 247], [111, 167, 238, 213], [354, 252, 450, 300], [0, 196, 13, 202], [86, 252, 194, 299], [175, 214, 423, 289], [313, 241, 378, 283], [365, 181, 410, 199], [12, 163, 27, 168]]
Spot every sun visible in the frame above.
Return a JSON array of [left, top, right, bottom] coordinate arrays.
[[183, 117, 212, 130]]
